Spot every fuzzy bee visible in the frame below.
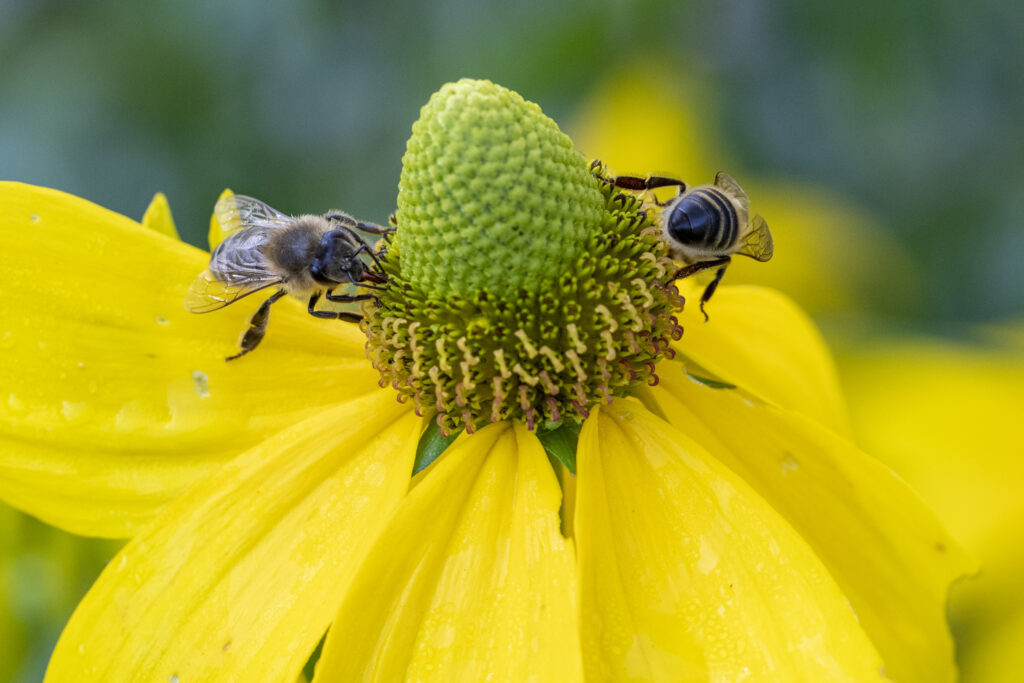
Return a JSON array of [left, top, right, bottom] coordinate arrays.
[[185, 194, 390, 360], [594, 163, 774, 320]]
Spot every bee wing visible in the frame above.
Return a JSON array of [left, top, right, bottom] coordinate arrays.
[[184, 269, 281, 313], [714, 172, 750, 212], [184, 226, 283, 313], [736, 214, 774, 262], [214, 194, 294, 238]]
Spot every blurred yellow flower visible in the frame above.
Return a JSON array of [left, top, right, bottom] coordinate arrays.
[[838, 336, 1024, 683], [0, 179, 969, 681]]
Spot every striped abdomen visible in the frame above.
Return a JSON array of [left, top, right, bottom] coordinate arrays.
[[664, 187, 739, 253]]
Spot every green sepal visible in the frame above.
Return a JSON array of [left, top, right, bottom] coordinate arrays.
[[537, 420, 581, 475], [413, 418, 461, 475], [684, 369, 737, 390]]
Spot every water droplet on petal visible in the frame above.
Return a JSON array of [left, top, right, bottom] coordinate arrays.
[[192, 370, 210, 398], [7, 394, 26, 415], [780, 454, 799, 474], [169, 675, 179, 683], [30, 213, 39, 223], [156, 316, 169, 325], [0, 332, 14, 350], [61, 400, 86, 421]]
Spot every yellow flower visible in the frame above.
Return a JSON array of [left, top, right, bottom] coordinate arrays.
[[0, 78, 968, 683]]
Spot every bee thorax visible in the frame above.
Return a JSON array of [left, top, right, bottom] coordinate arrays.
[[264, 217, 327, 290]]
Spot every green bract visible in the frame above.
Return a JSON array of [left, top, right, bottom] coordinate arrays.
[[366, 79, 683, 434]]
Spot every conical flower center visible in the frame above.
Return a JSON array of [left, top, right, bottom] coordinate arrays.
[[363, 79, 683, 435]]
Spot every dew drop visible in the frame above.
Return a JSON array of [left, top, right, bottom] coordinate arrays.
[[780, 454, 799, 474], [192, 370, 210, 398], [156, 316, 169, 325], [61, 400, 86, 421], [30, 213, 39, 223], [0, 331, 14, 350], [169, 675, 179, 683], [223, 641, 231, 651], [7, 394, 26, 414]]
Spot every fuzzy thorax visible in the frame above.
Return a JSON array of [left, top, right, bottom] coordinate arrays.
[[363, 79, 683, 434]]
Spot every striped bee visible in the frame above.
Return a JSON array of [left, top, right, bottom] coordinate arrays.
[[593, 163, 773, 320], [185, 194, 391, 361]]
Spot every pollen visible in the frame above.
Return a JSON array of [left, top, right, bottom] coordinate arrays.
[[364, 79, 683, 434]]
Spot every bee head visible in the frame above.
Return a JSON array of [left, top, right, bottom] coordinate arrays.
[[311, 229, 367, 285]]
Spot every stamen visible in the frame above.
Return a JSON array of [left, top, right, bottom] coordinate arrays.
[[565, 350, 587, 382], [565, 324, 587, 354], [623, 330, 640, 354], [435, 338, 453, 373], [491, 376, 506, 422], [538, 370, 559, 395], [513, 363, 541, 386], [514, 329, 539, 358], [546, 396, 561, 423], [493, 349, 512, 379], [632, 278, 655, 308], [539, 346, 565, 372]]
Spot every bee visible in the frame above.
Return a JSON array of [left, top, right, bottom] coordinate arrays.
[[593, 163, 773, 320], [185, 194, 391, 360]]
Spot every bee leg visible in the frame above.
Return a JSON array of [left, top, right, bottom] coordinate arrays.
[[226, 289, 286, 361], [353, 220, 396, 235], [324, 288, 375, 303], [342, 230, 388, 273], [671, 256, 731, 322], [307, 290, 364, 324], [698, 264, 730, 322], [594, 173, 688, 206], [307, 290, 336, 319]]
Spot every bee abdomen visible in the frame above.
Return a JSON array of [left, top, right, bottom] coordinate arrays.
[[666, 188, 737, 250]]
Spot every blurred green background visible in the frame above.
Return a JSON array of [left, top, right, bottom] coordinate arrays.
[[1, 1, 1021, 681]]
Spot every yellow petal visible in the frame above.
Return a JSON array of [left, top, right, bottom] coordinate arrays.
[[315, 422, 583, 682], [838, 339, 1024, 560], [0, 182, 377, 537], [673, 283, 849, 435], [141, 192, 180, 240], [654, 361, 972, 683], [836, 339, 1024, 683], [209, 188, 236, 250], [45, 392, 417, 683], [575, 399, 886, 681]]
